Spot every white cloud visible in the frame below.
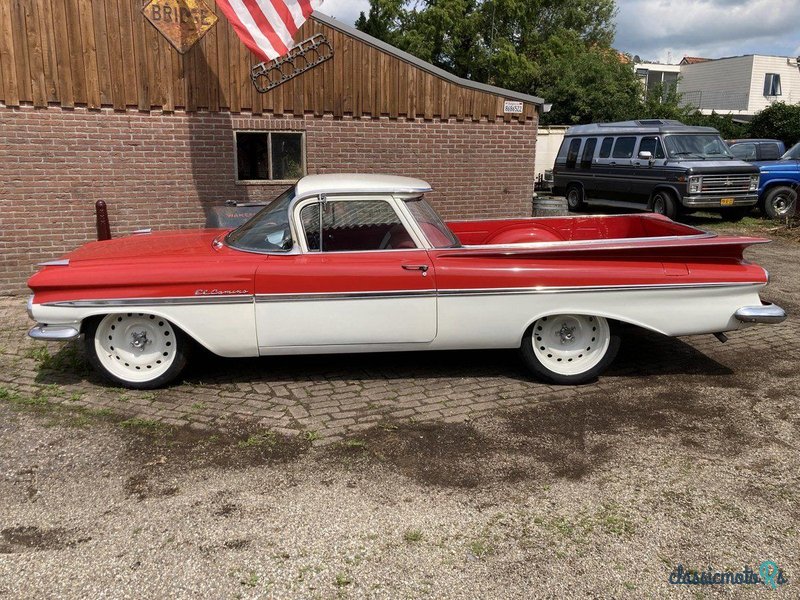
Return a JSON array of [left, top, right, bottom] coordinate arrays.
[[315, 0, 370, 26], [616, 0, 800, 62]]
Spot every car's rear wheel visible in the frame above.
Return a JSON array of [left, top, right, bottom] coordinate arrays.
[[566, 185, 585, 212], [84, 313, 189, 389], [650, 190, 677, 220], [520, 314, 620, 385], [762, 186, 797, 220]]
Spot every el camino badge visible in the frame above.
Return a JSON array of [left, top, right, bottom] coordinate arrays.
[[195, 289, 249, 296]]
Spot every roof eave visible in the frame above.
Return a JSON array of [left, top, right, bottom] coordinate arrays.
[[311, 12, 545, 107]]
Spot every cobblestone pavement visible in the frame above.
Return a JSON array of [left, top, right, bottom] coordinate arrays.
[[1, 239, 797, 446]]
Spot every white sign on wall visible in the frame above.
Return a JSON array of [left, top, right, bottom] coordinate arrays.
[[503, 100, 524, 114]]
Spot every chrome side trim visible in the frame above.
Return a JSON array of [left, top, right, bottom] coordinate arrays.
[[41, 282, 764, 308], [256, 290, 436, 302], [132, 228, 152, 235], [37, 259, 70, 267], [436, 282, 762, 296], [28, 324, 80, 341], [44, 295, 254, 308], [734, 303, 787, 324]]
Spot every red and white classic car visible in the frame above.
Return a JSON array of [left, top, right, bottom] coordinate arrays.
[[27, 174, 786, 389]]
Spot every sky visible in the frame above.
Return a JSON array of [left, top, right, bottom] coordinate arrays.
[[317, 0, 800, 64]]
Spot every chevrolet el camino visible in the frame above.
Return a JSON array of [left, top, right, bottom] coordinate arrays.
[[27, 174, 786, 389]]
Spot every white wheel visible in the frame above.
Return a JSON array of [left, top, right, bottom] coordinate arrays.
[[86, 313, 188, 388], [520, 314, 620, 384]]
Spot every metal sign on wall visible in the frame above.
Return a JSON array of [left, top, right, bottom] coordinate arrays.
[[142, 0, 218, 54]]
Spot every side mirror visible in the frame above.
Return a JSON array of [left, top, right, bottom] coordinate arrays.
[[638, 150, 653, 161]]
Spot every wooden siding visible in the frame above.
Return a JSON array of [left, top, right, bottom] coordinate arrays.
[[0, 0, 536, 121]]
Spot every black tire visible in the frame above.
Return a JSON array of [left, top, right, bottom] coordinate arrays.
[[519, 315, 621, 385], [566, 185, 585, 212], [83, 314, 191, 389], [762, 186, 797, 220], [720, 206, 749, 222], [650, 190, 677, 220]]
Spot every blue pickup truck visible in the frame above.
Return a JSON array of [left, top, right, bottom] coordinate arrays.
[[754, 142, 799, 218]]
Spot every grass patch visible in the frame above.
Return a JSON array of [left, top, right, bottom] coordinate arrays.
[[468, 539, 494, 558], [343, 438, 367, 450], [25, 343, 90, 375], [237, 430, 277, 449], [334, 573, 352, 588], [303, 430, 319, 442], [403, 529, 423, 543]]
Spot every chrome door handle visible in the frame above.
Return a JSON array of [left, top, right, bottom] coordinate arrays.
[[402, 264, 429, 272]]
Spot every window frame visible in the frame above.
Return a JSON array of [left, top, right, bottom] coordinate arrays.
[[580, 137, 598, 168], [611, 136, 637, 159], [637, 136, 665, 160], [565, 138, 583, 168], [294, 195, 424, 254], [764, 73, 782, 97], [233, 130, 306, 185], [598, 137, 614, 159]]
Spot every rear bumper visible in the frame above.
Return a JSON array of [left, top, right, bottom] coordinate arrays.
[[682, 193, 757, 208], [28, 324, 81, 341], [734, 303, 787, 324]]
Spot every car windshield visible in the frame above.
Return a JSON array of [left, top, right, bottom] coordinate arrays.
[[225, 186, 295, 252], [403, 197, 461, 248], [782, 142, 800, 160], [664, 135, 733, 159]]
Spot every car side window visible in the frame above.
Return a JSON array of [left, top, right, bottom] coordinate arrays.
[[612, 137, 637, 159], [566, 138, 582, 168], [760, 143, 781, 160], [300, 199, 416, 252], [598, 137, 614, 158], [638, 136, 665, 159], [730, 143, 756, 161], [581, 138, 597, 168]]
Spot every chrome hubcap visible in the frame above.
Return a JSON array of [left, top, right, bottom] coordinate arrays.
[[95, 313, 176, 383], [532, 315, 611, 376]]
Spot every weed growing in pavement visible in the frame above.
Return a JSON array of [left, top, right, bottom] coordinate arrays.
[[237, 430, 277, 449], [469, 539, 495, 558], [25, 343, 89, 375], [344, 439, 367, 449], [303, 430, 319, 442], [334, 573, 352, 587], [403, 529, 423, 543]]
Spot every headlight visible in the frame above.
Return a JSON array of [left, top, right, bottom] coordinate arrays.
[[688, 176, 702, 194], [749, 174, 759, 191]]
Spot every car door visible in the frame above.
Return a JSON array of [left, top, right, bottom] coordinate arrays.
[[254, 196, 437, 349], [631, 136, 668, 204]]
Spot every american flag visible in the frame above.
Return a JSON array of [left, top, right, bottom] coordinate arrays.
[[216, 0, 324, 62]]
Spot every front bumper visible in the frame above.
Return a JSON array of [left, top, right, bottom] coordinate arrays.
[[28, 324, 81, 341], [734, 302, 787, 325], [682, 193, 757, 208]]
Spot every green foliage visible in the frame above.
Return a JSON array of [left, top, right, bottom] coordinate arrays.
[[748, 102, 800, 146]]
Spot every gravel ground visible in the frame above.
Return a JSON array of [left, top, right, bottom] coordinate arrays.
[[1, 226, 798, 598]]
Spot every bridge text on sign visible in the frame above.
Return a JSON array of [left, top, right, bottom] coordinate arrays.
[[142, 0, 218, 54]]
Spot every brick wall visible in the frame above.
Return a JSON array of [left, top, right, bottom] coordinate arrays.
[[0, 106, 537, 294]]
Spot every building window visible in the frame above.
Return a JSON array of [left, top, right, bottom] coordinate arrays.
[[764, 73, 782, 96], [235, 131, 304, 182]]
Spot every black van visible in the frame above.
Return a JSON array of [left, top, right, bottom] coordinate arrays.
[[552, 120, 760, 220]]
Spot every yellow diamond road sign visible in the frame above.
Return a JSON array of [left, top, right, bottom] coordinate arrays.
[[143, 0, 218, 54]]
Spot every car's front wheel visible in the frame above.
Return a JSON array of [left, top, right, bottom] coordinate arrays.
[[84, 313, 190, 389], [650, 190, 677, 220], [762, 186, 797, 220], [520, 314, 620, 385]]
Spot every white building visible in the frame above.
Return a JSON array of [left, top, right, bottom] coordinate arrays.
[[633, 55, 800, 117], [679, 55, 800, 116]]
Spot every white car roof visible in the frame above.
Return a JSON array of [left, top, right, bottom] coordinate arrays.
[[294, 174, 432, 198]]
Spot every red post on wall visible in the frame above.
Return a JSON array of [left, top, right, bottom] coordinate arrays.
[[95, 200, 111, 241]]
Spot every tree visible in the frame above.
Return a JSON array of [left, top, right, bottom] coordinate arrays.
[[356, 0, 643, 124], [749, 102, 800, 147]]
